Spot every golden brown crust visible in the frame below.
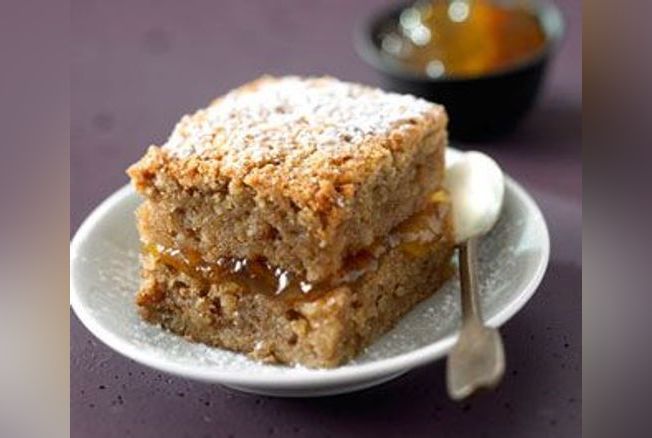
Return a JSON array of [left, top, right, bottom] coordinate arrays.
[[127, 77, 447, 280], [127, 76, 447, 213]]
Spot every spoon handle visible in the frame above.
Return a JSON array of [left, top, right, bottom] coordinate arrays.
[[459, 238, 482, 324], [446, 237, 506, 400]]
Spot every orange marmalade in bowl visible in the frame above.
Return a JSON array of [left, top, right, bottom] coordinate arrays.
[[380, 0, 547, 78]]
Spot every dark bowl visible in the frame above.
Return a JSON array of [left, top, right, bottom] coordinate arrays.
[[355, 0, 564, 142]]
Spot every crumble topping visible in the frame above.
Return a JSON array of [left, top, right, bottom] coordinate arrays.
[[163, 76, 444, 175]]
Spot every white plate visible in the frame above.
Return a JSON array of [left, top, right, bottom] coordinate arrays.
[[70, 150, 550, 397]]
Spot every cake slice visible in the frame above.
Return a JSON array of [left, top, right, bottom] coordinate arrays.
[[128, 75, 455, 367], [128, 76, 448, 282]]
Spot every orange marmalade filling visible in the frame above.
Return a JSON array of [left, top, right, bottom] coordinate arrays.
[[144, 190, 452, 300]]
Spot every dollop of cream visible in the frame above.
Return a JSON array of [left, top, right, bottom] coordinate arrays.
[[444, 151, 505, 243]]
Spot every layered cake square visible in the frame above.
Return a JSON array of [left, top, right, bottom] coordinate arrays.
[[128, 76, 455, 367]]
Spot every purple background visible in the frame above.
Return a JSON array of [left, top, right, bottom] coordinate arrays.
[[71, 1, 581, 437]]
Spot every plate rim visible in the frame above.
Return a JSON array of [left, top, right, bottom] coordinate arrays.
[[70, 163, 550, 389]]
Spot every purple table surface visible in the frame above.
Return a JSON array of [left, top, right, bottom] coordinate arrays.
[[71, 1, 581, 437]]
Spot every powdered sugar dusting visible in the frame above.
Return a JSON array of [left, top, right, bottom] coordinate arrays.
[[163, 76, 442, 170]]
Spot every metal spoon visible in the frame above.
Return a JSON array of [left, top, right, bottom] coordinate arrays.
[[446, 237, 505, 400]]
